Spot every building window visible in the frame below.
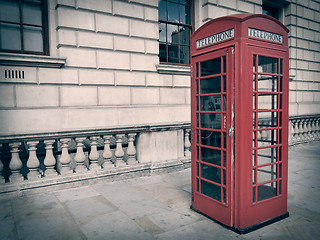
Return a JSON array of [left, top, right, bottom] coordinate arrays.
[[262, 5, 280, 19], [159, 0, 192, 65], [262, 0, 287, 22], [0, 0, 48, 55]]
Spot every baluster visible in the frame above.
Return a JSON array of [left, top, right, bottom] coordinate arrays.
[[44, 140, 57, 176], [293, 119, 299, 142], [316, 119, 320, 139], [102, 135, 114, 168], [26, 141, 40, 180], [0, 144, 3, 183], [289, 120, 294, 144], [302, 119, 308, 140], [310, 118, 316, 139], [89, 136, 100, 171], [9, 142, 24, 183], [126, 133, 137, 165], [307, 119, 313, 139], [59, 138, 72, 174], [297, 119, 303, 142], [114, 134, 126, 167], [74, 137, 87, 173], [184, 129, 191, 157]]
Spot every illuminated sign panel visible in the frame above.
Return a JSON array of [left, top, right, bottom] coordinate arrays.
[[196, 29, 234, 48], [248, 28, 283, 43]]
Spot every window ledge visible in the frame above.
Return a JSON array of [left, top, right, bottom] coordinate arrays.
[[156, 64, 190, 75], [0, 53, 66, 68]]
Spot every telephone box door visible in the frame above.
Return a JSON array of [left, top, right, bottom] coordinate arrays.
[[191, 47, 234, 226]]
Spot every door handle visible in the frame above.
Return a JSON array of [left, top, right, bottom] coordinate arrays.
[[228, 127, 233, 137]]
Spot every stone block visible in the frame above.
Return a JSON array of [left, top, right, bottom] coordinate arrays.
[[0, 107, 119, 135], [16, 85, 59, 107], [131, 87, 159, 105], [57, 29, 77, 46], [289, 91, 296, 103], [118, 105, 190, 126], [114, 36, 144, 53], [173, 75, 190, 87], [130, 0, 158, 7], [297, 17, 308, 28], [60, 86, 97, 106], [97, 51, 130, 70], [146, 73, 173, 87], [186, 88, 191, 105], [0, 66, 37, 84], [131, 54, 157, 71], [145, 40, 158, 54], [96, 14, 129, 35], [160, 88, 186, 105], [77, 0, 112, 13], [219, 0, 237, 9], [0, 85, 15, 107], [79, 69, 114, 85], [38, 68, 79, 84], [238, 0, 255, 13], [130, 20, 158, 39], [144, 7, 158, 21], [57, 0, 75, 7], [114, 1, 144, 19], [78, 32, 113, 50], [98, 86, 131, 105], [59, 47, 96, 68], [115, 71, 146, 86], [57, 7, 95, 30], [207, 5, 228, 19]]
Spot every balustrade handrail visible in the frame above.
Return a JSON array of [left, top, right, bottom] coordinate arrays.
[[289, 114, 320, 120], [0, 122, 191, 143]]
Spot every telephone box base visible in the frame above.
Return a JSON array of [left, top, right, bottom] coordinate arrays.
[[190, 205, 289, 234]]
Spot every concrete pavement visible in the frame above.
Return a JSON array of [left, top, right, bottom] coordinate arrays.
[[1, 141, 320, 240]]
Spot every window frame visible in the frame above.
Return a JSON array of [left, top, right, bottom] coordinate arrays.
[[0, 0, 49, 55], [158, 0, 193, 66]]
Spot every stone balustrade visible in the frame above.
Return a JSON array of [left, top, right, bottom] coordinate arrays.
[[289, 115, 320, 145], [255, 115, 320, 146], [0, 123, 191, 191]]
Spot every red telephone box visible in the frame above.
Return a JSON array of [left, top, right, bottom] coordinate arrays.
[[190, 14, 289, 233]]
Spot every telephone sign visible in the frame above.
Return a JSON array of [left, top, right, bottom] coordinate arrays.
[[190, 14, 289, 234]]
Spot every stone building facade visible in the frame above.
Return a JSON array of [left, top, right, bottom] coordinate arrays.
[[0, 0, 319, 190]]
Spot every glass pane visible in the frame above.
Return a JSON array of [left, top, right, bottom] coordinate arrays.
[[180, 45, 189, 64], [168, 44, 179, 63], [253, 169, 256, 184], [201, 163, 221, 184], [201, 57, 221, 76], [159, 43, 167, 62], [257, 165, 277, 184], [257, 129, 277, 147], [223, 56, 226, 73], [257, 183, 277, 201], [23, 26, 43, 52], [0, 23, 21, 50], [257, 148, 277, 165], [223, 151, 226, 167], [223, 132, 226, 149], [159, 23, 166, 42], [200, 130, 221, 148], [257, 111, 278, 128], [223, 169, 226, 186], [258, 56, 278, 74], [253, 187, 256, 203], [167, 24, 178, 44], [168, 2, 179, 23], [223, 76, 226, 92], [201, 180, 221, 202], [196, 63, 199, 78], [280, 59, 283, 74], [180, 4, 191, 24], [179, 26, 190, 45], [223, 187, 226, 203], [258, 94, 277, 110], [200, 113, 221, 129], [200, 146, 221, 166], [253, 55, 256, 72], [200, 77, 221, 94], [200, 95, 221, 111], [258, 75, 278, 92], [158, 0, 167, 21], [0, 0, 20, 22], [22, 2, 42, 25]]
